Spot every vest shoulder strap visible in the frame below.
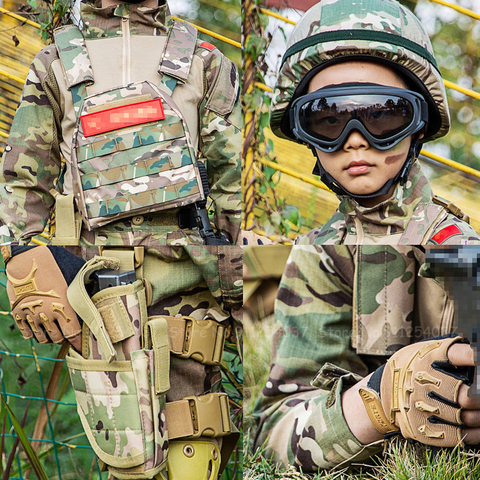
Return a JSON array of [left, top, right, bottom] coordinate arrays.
[[400, 202, 447, 244], [158, 20, 198, 84], [54, 25, 94, 91]]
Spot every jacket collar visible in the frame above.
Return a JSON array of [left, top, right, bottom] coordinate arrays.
[[80, 0, 172, 39], [337, 161, 433, 237]]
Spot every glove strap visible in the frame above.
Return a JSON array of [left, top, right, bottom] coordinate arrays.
[[358, 387, 399, 435]]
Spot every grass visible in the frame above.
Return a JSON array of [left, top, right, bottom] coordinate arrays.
[[244, 313, 480, 480]]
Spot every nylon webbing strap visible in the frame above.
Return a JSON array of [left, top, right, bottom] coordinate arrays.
[[99, 247, 144, 280], [158, 20, 197, 84], [144, 317, 170, 395], [54, 25, 93, 113], [400, 203, 446, 244], [164, 316, 225, 365], [166, 393, 232, 440], [51, 193, 81, 246], [67, 256, 120, 363]]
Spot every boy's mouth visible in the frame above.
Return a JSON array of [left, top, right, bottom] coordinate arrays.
[[345, 160, 373, 175]]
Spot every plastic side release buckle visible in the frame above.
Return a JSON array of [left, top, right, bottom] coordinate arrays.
[[181, 317, 226, 365], [186, 393, 232, 438]]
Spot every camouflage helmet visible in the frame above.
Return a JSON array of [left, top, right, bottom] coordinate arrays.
[[270, 0, 450, 144]]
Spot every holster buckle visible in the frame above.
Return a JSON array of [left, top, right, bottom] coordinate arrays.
[[181, 317, 226, 365], [185, 393, 232, 438]]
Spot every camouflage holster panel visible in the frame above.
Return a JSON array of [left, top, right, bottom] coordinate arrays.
[[65, 256, 170, 479]]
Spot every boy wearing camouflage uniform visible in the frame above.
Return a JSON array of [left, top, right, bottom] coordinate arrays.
[[268, 0, 479, 245], [0, 0, 242, 478], [254, 245, 480, 471], [253, 0, 480, 473]]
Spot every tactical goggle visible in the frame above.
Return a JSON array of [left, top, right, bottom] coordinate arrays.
[[290, 84, 429, 152]]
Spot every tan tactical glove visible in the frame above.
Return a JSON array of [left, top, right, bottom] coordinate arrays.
[[359, 334, 474, 447], [3, 245, 85, 352]]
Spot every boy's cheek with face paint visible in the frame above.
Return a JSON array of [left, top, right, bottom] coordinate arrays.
[[315, 136, 411, 198]]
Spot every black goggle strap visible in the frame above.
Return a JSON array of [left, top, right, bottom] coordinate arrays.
[[310, 134, 422, 200]]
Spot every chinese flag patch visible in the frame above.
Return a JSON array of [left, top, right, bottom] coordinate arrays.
[[431, 224, 462, 244], [200, 41, 216, 51]]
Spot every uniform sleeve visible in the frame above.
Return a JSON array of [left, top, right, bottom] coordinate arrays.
[[0, 48, 62, 244], [253, 245, 381, 471], [198, 48, 241, 245]]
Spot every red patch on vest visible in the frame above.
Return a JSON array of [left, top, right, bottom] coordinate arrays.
[[200, 41, 216, 51], [80, 98, 165, 137], [431, 225, 462, 244]]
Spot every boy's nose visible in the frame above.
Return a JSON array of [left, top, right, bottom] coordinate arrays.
[[343, 130, 370, 150]]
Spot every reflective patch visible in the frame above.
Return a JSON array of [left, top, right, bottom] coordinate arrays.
[[431, 225, 462, 244], [81, 99, 165, 137]]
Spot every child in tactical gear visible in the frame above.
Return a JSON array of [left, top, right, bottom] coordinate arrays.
[[0, 0, 242, 477], [269, 0, 480, 245], [0, 0, 241, 246], [253, 244, 480, 472]]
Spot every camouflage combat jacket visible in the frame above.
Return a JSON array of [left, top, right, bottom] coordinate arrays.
[[0, 0, 241, 246], [296, 162, 480, 245], [253, 245, 454, 471]]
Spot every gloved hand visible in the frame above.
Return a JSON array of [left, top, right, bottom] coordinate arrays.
[[3, 245, 85, 352], [358, 334, 474, 447]]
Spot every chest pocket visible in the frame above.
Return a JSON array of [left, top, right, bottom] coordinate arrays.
[[54, 22, 202, 231], [71, 81, 203, 230]]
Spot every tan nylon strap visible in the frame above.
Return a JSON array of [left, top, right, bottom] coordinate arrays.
[[51, 193, 81, 246], [98, 247, 144, 280], [166, 393, 232, 440], [144, 317, 170, 395], [67, 256, 120, 363]]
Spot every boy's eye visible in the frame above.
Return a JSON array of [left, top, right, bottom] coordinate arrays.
[[319, 116, 339, 125]]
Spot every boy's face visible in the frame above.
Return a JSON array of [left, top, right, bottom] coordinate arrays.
[[308, 61, 419, 206]]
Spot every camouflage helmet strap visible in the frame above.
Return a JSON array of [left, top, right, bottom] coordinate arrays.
[[158, 19, 198, 93]]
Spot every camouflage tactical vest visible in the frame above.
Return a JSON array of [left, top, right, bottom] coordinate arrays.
[[54, 22, 205, 231]]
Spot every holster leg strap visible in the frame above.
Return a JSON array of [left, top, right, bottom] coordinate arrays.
[[166, 393, 232, 440]]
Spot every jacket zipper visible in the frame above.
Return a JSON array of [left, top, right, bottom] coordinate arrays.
[[122, 17, 131, 84]]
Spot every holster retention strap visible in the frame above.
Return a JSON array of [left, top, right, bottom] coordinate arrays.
[[67, 255, 121, 363], [166, 393, 232, 440], [165, 316, 225, 365], [144, 317, 170, 395]]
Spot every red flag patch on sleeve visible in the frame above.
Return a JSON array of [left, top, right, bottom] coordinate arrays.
[[200, 41, 216, 51], [431, 224, 462, 244]]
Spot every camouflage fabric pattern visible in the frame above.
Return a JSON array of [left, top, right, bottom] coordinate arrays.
[[253, 245, 452, 471], [68, 351, 168, 476], [0, 0, 241, 244], [70, 80, 202, 229], [160, 21, 197, 81], [81, 0, 172, 39], [54, 25, 94, 90], [269, 0, 449, 143], [295, 161, 480, 245]]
